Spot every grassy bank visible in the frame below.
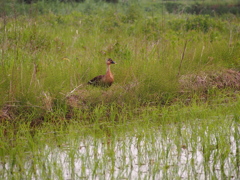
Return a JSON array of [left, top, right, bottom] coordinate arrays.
[[1, 1, 240, 121]]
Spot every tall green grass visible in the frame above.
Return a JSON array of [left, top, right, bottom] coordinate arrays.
[[0, 0, 240, 119]]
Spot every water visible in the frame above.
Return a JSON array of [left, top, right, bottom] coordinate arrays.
[[57, 124, 239, 179], [1, 121, 239, 180]]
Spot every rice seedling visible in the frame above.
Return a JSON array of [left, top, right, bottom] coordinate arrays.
[[1, 95, 239, 179]]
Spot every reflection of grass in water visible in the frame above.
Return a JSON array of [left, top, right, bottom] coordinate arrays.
[[1, 96, 239, 179]]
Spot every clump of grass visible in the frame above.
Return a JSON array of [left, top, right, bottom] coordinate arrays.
[[180, 68, 240, 92]]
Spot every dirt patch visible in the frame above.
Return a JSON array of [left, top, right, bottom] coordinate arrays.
[[0, 106, 13, 122], [179, 69, 240, 92], [65, 90, 90, 109]]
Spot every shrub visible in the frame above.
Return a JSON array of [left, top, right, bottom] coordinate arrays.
[[18, 0, 86, 3], [186, 2, 240, 15], [168, 15, 225, 33], [164, 2, 186, 14]]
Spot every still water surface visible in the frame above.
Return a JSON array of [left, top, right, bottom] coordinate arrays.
[[56, 123, 239, 179], [1, 119, 239, 180]]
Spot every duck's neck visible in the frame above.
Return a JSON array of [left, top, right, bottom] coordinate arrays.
[[105, 64, 113, 80], [106, 64, 111, 74]]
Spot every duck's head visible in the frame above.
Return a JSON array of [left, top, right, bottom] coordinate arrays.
[[106, 58, 116, 65]]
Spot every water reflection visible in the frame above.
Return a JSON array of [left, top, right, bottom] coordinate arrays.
[[58, 124, 239, 180], [1, 122, 239, 180]]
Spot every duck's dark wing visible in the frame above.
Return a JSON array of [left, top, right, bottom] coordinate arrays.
[[88, 75, 104, 85]]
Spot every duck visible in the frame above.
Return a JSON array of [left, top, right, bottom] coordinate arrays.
[[88, 58, 116, 87]]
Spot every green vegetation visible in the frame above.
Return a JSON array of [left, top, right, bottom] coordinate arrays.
[[1, 0, 240, 116], [1, 96, 240, 179], [0, 0, 240, 179]]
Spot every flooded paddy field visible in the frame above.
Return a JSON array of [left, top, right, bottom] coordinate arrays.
[[1, 113, 239, 180], [61, 122, 239, 180]]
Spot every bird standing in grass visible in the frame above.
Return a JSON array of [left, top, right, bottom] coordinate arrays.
[[88, 58, 116, 87]]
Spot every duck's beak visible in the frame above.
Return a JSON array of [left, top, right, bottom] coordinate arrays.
[[112, 61, 117, 64]]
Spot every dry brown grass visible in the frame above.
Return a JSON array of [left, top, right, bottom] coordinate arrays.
[[179, 69, 240, 92]]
